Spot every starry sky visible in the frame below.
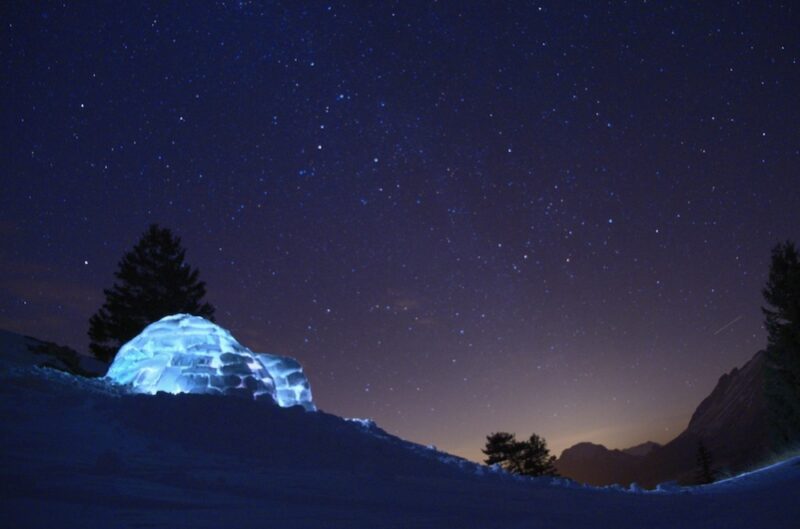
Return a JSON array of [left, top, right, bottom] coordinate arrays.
[[2, 1, 799, 461]]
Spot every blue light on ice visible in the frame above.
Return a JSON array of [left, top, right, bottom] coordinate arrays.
[[105, 314, 315, 410]]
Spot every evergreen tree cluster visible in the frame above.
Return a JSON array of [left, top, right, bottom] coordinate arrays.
[[482, 432, 558, 477], [88, 224, 215, 362], [762, 241, 800, 449]]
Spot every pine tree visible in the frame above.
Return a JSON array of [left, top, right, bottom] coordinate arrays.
[[695, 440, 715, 485], [88, 224, 215, 361], [762, 241, 800, 449], [519, 433, 559, 477], [763, 241, 800, 350], [482, 432, 524, 473], [482, 431, 558, 477]]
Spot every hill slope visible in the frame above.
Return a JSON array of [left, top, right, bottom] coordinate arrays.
[[0, 328, 106, 376], [641, 350, 770, 486], [556, 351, 773, 487], [1, 340, 799, 528]]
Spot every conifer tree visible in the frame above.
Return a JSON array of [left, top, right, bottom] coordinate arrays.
[[519, 433, 559, 477], [88, 224, 215, 361], [762, 241, 800, 448], [695, 440, 715, 485], [482, 432, 523, 472], [763, 241, 800, 350], [482, 431, 558, 477]]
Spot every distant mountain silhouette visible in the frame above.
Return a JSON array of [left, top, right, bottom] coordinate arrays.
[[556, 351, 774, 487], [621, 441, 661, 457], [556, 442, 642, 486]]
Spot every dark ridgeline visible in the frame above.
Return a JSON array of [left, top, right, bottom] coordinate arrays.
[[555, 241, 800, 488], [556, 341, 770, 487], [555, 441, 656, 486], [88, 224, 215, 362]]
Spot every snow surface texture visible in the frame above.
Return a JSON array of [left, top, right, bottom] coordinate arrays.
[[1, 363, 799, 529], [105, 314, 315, 410]]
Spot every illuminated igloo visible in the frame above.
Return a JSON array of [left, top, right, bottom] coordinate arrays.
[[105, 314, 315, 411]]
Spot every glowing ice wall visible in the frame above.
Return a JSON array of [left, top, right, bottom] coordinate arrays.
[[255, 354, 313, 408], [105, 314, 315, 410]]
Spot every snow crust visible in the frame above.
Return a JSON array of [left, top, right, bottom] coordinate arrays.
[[105, 314, 314, 410], [2, 361, 800, 528]]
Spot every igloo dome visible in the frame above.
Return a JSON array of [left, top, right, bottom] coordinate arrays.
[[105, 314, 315, 411]]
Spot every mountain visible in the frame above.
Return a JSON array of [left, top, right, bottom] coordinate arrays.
[[2, 335, 800, 528], [556, 351, 773, 487], [683, 350, 768, 454], [641, 350, 771, 486], [555, 441, 663, 486], [555, 442, 641, 486], [622, 441, 661, 457]]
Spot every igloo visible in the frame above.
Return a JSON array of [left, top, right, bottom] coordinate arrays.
[[105, 314, 315, 411]]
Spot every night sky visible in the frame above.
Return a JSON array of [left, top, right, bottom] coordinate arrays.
[[2, 2, 799, 461]]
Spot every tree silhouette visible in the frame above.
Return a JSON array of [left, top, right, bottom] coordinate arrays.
[[88, 224, 215, 361], [763, 241, 800, 350], [762, 241, 800, 448], [695, 440, 715, 485], [519, 433, 559, 477], [482, 432, 524, 473], [482, 431, 558, 477]]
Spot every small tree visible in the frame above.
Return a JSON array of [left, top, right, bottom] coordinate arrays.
[[482, 431, 558, 477], [88, 224, 215, 361], [695, 440, 715, 485], [482, 432, 524, 473], [762, 241, 800, 448], [519, 433, 558, 477]]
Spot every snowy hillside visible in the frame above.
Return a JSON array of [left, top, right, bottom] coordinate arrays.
[[0, 330, 798, 528], [0, 329, 106, 376]]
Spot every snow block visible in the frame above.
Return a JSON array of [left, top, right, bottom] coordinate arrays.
[[105, 314, 315, 410]]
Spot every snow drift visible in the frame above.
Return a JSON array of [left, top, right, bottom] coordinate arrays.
[[105, 314, 315, 410], [2, 330, 800, 528]]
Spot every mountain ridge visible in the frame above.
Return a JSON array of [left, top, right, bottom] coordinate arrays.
[[556, 350, 773, 487]]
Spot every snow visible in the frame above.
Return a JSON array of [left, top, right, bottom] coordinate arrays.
[[105, 314, 315, 410], [0, 329, 42, 367], [2, 344, 800, 527], [0, 328, 107, 376]]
